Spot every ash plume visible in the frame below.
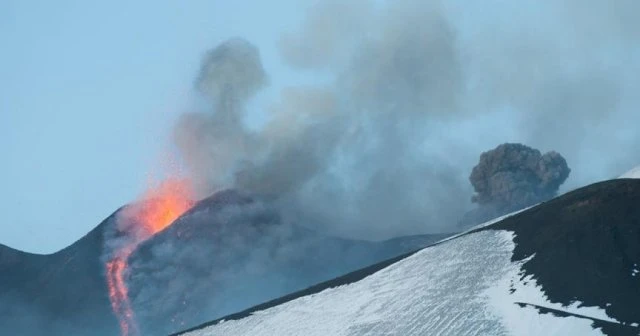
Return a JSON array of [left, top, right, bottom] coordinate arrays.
[[173, 38, 267, 197], [460, 143, 570, 227], [470, 143, 570, 210], [174, 0, 640, 239]]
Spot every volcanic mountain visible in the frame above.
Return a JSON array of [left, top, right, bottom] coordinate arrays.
[[176, 175, 640, 336], [0, 190, 448, 335], [0, 210, 119, 335]]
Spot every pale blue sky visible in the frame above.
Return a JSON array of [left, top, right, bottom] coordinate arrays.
[[0, 0, 305, 253], [3, 0, 638, 253]]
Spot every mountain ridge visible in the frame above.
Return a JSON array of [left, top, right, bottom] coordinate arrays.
[[0, 190, 447, 335], [175, 178, 640, 336]]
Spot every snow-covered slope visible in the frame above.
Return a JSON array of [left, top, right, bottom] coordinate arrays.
[[181, 231, 606, 336], [176, 179, 640, 336], [620, 166, 640, 179]]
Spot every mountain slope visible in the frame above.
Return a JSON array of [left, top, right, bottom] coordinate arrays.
[[0, 210, 119, 335], [0, 191, 446, 335], [125, 190, 449, 334], [176, 179, 640, 336]]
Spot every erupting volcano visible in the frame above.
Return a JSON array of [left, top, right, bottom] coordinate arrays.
[[106, 178, 195, 336]]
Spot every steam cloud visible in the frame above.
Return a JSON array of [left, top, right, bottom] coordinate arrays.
[[174, 0, 640, 239]]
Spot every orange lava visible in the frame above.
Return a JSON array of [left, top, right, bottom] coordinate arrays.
[[135, 178, 195, 235], [106, 177, 195, 336], [106, 251, 137, 336]]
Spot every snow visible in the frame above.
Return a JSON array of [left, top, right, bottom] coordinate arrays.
[[619, 165, 640, 178], [432, 205, 534, 246], [485, 241, 619, 331], [181, 230, 609, 336]]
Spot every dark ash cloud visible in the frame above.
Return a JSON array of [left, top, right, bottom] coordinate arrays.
[[460, 143, 570, 228]]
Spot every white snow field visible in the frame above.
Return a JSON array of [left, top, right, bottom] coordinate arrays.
[[181, 230, 614, 336], [620, 165, 640, 179]]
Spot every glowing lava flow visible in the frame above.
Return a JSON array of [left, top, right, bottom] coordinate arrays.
[[106, 178, 194, 336], [106, 251, 136, 336]]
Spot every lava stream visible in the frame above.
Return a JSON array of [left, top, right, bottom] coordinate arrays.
[[106, 178, 194, 336], [107, 251, 137, 336]]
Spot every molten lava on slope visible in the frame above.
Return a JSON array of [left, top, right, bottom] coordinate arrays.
[[106, 178, 194, 336]]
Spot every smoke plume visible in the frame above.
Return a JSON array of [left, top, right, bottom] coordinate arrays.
[[173, 38, 267, 197], [460, 143, 570, 227], [173, 0, 640, 239]]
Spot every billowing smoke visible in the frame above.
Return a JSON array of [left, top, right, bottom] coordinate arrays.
[[173, 0, 640, 240], [173, 38, 267, 197], [460, 143, 570, 227], [173, 4, 469, 240], [471, 143, 570, 209]]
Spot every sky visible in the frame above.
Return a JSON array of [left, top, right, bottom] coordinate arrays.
[[2, 0, 639, 254], [0, 0, 307, 253]]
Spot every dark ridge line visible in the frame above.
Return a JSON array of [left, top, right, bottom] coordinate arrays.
[[514, 302, 639, 336], [171, 178, 635, 336], [0, 205, 124, 259], [514, 302, 620, 325], [462, 178, 640, 237]]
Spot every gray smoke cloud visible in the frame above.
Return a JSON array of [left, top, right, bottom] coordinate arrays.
[[173, 38, 268, 197], [174, 0, 640, 239], [470, 144, 570, 210], [460, 143, 570, 228]]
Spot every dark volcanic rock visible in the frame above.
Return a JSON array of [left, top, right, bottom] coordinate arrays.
[[0, 211, 120, 336], [126, 190, 448, 335], [515, 302, 639, 336], [489, 178, 640, 327], [0, 190, 446, 336]]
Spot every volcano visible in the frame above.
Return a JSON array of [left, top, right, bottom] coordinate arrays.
[[0, 190, 448, 336], [4, 172, 640, 336], [175, 176, 640, 336]]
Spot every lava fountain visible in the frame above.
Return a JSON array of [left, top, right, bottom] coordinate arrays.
[[106, 178, 195, 336]]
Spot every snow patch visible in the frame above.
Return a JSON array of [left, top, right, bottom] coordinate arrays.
[[619, 165, 640, 178], [484, 241, 619, 334]]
